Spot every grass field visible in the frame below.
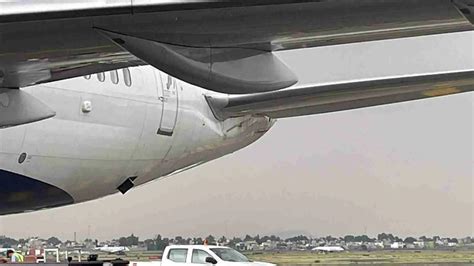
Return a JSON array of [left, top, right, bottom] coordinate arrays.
[[246, 250, 474, 265], [98, 249, 474, 265]]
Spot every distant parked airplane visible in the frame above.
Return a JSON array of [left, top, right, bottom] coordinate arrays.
[[312, 246, 345, 253], [94, 246, 130, 254]]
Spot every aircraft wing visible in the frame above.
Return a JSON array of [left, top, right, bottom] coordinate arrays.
[[1, 0, 473, 93], [205, 70, 474, 119]]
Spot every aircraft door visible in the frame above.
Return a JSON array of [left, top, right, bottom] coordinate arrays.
[[157, 73, 179, 136]]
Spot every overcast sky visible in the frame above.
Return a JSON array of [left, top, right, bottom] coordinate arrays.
[[0, 32, 472, 241]]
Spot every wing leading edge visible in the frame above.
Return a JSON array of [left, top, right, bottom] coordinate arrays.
[[205, 70, 474, 120]]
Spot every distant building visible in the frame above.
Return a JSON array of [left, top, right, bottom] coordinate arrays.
[[390, 242, 404, 249], [374, 241, 385, 249], [260, 241, 276, 250], [435, 239, 445, 247], [235, 241, 259, 251], [413, 241, 425, 249], [28, 238, 44, 249]]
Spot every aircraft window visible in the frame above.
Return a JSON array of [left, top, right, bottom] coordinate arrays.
[[110, 70, 119, 84], [123, 68, 132, 87], [168, 249, 188, 263], [97, 72, 105, 82], [191, 250, 212, 264], [84, 75, 91, 80]]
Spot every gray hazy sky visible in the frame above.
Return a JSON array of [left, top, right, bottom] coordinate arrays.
[[0, 32, 472, 241]]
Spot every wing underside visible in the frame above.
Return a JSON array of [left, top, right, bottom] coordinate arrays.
[[0, 0, 473, 92]]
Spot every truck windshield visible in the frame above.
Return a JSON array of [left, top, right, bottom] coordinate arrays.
[[210, 248, 250, 262]]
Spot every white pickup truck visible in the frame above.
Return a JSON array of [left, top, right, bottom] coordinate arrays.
[[131, 245, 274, 266]]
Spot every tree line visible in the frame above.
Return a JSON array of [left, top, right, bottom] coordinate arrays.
[[1, 233, 464, 250]]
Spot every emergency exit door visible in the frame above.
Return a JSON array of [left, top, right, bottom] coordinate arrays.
[[158, 74, 178, 136]]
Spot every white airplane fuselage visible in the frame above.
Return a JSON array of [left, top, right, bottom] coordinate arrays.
[[0, 66, 273, 215], [95, 246, 130, 253]]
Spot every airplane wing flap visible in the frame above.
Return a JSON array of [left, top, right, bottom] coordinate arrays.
[[206, 70, 474, 120]]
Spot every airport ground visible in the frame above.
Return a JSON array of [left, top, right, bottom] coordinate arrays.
[[245, 250, 474, 265], [97, 250, 474, 265]]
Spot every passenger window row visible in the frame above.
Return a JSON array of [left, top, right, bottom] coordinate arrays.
[[84, 68, 132, 87]]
